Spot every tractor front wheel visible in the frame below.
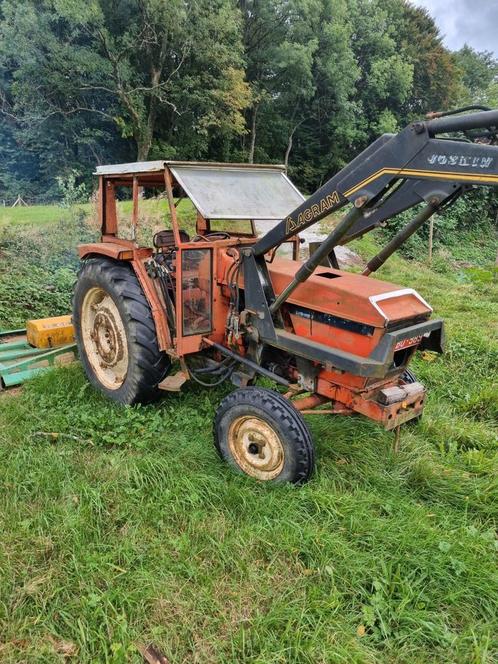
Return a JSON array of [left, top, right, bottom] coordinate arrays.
[[214, 387, 315, 484], [73, 257, 170, 405]]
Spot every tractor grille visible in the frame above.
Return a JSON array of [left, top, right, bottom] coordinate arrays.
[[386, 314, 430, 332], [286, 303, 375, 336]]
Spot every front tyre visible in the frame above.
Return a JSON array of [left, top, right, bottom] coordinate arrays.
[[214, 387, 315, 484], [73, 257, 170, 405]]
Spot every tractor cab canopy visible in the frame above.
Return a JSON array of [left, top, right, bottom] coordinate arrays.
[[94, 160, 305, 244]]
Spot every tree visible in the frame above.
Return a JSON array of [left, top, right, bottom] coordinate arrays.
[[285, 0, 360, 187], [0, 0, 490, 202], [454, 45, 498, 107], [238, 0, 298, 162], [240, 0, 361, 184], [387, 0, 460, 117], [0, 0, 250, 162]]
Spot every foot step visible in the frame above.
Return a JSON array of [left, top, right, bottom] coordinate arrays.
[[158, 371, 188, 392]]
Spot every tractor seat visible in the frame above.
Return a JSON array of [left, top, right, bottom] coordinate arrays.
[[153, 229, 190, 249]]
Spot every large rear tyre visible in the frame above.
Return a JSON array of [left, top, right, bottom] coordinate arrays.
[[73, 257, 170, 405], [214, 387, 315, 484]]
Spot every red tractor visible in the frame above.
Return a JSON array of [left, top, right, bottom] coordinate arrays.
[[73, 107, 498, 483]]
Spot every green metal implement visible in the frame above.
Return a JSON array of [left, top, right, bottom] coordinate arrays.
[[0, 329, 77, 388]]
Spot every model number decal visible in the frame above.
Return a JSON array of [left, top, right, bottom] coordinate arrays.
[[427, 154, 494, 168], [394, 335, 422, 351]]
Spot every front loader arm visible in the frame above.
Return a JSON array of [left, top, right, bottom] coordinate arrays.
[[343, 178, 465, 243], [252, 109, 498, 258]]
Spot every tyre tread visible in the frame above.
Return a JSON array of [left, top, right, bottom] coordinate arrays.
[[214, 387, 314, 484], [73, 257, 170, 405]]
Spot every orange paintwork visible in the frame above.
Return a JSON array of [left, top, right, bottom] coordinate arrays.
[[216, 251, 427, 423], [79, 242, 152, 261], [265, 257, 431, 327], [316, 377, 425, 430], [288, 315, 383, 358], [80, 166, 433, 429]]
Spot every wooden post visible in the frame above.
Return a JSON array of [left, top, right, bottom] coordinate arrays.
[[428, 216, 434, 264], [11, 195, 28, 207]]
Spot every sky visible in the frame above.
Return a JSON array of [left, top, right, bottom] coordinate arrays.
[[414, 0, 498, 56]]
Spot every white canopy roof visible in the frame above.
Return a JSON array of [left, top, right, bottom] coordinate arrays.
[[95, 160, 305, 220]]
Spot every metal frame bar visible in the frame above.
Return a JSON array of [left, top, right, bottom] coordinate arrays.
[[203, 339, 292, 387], [131, 176, 139, 242], [164, 167, 182, 247], [0, 342, 77, 387]]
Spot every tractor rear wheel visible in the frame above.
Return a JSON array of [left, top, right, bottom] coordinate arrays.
[[73, 257, 170, 405], [214, 387, 315, 484]]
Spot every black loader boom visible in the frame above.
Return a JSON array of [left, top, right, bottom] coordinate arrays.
[[248, 108, 498, 314]]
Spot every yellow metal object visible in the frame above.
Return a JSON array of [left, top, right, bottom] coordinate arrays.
[[26, 315, 74, 349], [421, 350, 437, 362]]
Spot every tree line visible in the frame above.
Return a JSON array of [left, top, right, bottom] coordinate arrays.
[[0, 0, 497, 203]]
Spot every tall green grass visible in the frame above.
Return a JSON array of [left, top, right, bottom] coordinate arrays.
[[0, 205, 496, 662], [0, 200, 196, 329], [0, 203, 83, 228]]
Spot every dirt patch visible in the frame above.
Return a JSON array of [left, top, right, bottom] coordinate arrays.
[[0, 385, 22, 398], [255, 219, 362, 268], [334, 244, 363, 268]]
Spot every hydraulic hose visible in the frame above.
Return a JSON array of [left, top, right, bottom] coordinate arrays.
[[362, 202, 439, 276]]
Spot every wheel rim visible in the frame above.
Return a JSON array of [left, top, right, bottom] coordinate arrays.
[[228, 415, 285, 480], [81, 286, 128, 390]]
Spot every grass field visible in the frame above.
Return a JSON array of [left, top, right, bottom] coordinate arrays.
[[0, 205, 497, 662]]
